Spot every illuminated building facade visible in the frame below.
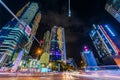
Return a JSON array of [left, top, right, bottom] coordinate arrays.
[[20, 2, 41, 54], [50, 26, 66, 62], [0, 2, 41, 67], [81, 47, 97, 67], [89, 24, 120, 65], [42, 31, 51, 53], [105, 0, 120, 23], [39, 31, 50, 65], [0, 19, 29, 67]]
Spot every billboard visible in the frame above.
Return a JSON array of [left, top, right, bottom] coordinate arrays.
[[25, 25, 31, 36], [105, 0, 120, 23], [18, 21, 31, 36]]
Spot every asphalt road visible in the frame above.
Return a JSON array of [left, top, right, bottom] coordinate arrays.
[[0, 73, 92, 80], [0, 72, 120, 80]]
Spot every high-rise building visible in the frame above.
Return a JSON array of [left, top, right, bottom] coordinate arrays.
[[105, 0, 120, 23], [20, 2, 41, 54], [50, 26, 66, 62], [89, 24, 120, 65], [42, 31, 51, 53], [81, 46, 97, 67], [0, 2, 41, 67], [39, 31, 50, 65]]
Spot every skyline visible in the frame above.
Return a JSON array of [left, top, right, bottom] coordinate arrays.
[[0, 1, 120, 80], [0, 0, 120, 66]]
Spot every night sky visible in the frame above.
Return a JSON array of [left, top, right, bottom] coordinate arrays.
[[0, 0, 120, 66]]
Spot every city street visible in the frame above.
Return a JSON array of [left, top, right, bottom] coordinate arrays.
[[0, 72, 120, 80], [0, 76, 90, 80], [0, 73, 90, 80]]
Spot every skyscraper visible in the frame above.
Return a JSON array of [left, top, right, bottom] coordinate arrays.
[[20, 2, 41, 54], [40, 31, 50, 65], [89, 24, 120, 65], [0, 2, 41, 67], [42, 31, 51, 53], [50, 26, 66, 62]]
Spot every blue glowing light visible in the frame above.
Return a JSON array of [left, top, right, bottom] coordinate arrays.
[[104, 25, 115, 36], [94, 68, 98, 71], [90, 30, 96, 37]]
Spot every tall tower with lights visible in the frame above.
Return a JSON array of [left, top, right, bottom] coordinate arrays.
[[50, 26, 66, 62]]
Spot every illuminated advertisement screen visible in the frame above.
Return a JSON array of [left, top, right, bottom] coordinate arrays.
[[105, 0, 120, 23]]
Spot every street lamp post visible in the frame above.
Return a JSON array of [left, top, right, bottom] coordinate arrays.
[[58, 63, 60, 72], [36, 48, 43, 59], [48, 62, 52, 71]]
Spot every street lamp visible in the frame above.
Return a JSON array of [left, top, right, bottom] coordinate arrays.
[[48, 63, 52, 67], [36, 48, 43, 55], [36, 48, 43, 60], [48, 62, 52, 68]]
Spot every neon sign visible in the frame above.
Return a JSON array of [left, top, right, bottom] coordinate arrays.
[[105, 25, 115, 36]]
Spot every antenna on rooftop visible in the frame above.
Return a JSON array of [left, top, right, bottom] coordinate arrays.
[[68, 0, 71, 17]]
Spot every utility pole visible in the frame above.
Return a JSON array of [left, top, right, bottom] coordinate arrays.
[[58, 63, 60, 72]]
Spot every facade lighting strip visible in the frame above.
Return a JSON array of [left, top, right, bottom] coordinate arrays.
[[98, 25, 116, 55], [100, 26, 120, 55]]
